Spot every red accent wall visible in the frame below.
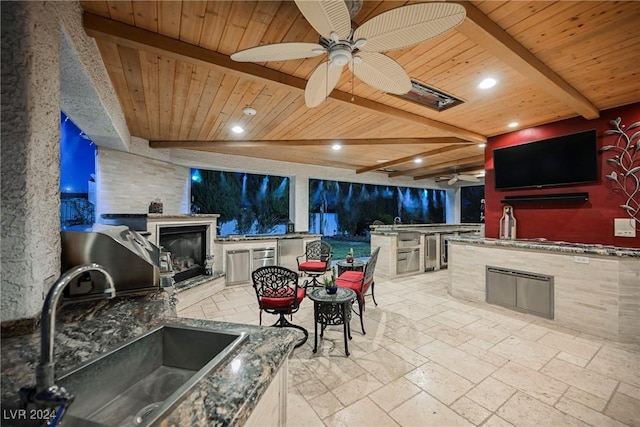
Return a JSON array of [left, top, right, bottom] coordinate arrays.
[[485, 103, 640, 248]]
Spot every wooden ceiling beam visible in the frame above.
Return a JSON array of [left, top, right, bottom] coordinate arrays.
[[83, 13, 486, 143], [149, 137, 470, 149], [455, 2, 599, 120], [388, 154, 485, 178], [356, 145, 468, 174]]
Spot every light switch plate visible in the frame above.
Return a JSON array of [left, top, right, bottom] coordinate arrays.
[[614, 218, 636, 237]]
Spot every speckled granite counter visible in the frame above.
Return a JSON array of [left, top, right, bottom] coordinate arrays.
[[1, 289, 296, 426], [447, 235, 640, 257], [370, 223, 482, 236], [215, 232, 321, 242]]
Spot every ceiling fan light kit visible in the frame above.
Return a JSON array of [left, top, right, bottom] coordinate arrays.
[[230, 1, 466, 108]]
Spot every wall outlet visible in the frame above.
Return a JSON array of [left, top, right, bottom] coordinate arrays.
[[574, 256, 590, 264], [465, 245, 475, 251], [614, 218, 636, 237]]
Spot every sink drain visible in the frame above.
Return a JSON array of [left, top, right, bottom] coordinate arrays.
[[134, 402, 162, 425]]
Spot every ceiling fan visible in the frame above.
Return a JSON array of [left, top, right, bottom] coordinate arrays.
[[230, 1, 466, 108], [436, 173, 481, 185]]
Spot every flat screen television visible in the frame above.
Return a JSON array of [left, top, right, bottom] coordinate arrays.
[[493, 129, 598, 190]]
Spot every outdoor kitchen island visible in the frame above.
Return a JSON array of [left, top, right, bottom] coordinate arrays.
[[0, 289, 296, 426], [370, 223, 482, 278], [446, 235, 640, 344]]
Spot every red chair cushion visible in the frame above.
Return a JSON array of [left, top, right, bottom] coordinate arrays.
[[299, 261, 327, 272], [336, 271, 372, 296], [260, 287, 305, 309]]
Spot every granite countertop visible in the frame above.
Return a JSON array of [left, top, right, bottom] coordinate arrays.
[[371, 224, 482, 236], [216, 232, 322, 242], [447, 235, 640, 258], [147, 213, 220, 219], [101, 214, 220, 219], [1, 289, 296, 426]]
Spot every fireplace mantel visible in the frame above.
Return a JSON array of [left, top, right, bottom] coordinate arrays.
[[146, 214, 219, 250]]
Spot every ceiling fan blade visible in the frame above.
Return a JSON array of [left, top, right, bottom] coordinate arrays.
[[459, 174, 481, 182], [294, 0, 352, 40], [305, 61, 344, 108], [349, 52, 411, 95], [231, 42, 325, 62], [354, 3, 465, 52], [448, 176, 458, 185]]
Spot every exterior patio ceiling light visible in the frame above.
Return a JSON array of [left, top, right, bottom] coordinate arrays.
[[508, 121, 519, 128], [332, 144, 342, 150], [231, 125, 244, 134], [478, 78, 497, 89]]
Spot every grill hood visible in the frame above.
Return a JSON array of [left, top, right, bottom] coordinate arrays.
[[61, 224, 160, 301]]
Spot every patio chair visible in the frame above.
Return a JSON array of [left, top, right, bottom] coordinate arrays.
[[252, 265, 308, 348], [296, 240, 332, 288], [335, 246, 380, 335]]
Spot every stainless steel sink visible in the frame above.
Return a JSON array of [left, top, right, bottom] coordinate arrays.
[[57, 324, 247, 427]]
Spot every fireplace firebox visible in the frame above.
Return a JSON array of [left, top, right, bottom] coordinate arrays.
[[159, 225, 207, 282]]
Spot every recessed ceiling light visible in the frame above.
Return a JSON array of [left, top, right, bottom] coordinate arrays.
[[414, 158, 423, 164], [508, 121, 519, 128], [243, 106, 257, 116], [231, 125, 244, 134], [376, 159, 389, 163], [332, 144, 342, 150], [478, 143, 486, 148], [478, 78, 497, 89]]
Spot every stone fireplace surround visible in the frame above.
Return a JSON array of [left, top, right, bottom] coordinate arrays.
[[100, 213, 219, 279]]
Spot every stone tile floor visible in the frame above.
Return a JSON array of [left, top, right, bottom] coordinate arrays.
[[178, 270, 640, 427]]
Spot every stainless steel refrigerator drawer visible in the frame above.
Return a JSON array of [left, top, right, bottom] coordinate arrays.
[[226, 250, 250, 285]]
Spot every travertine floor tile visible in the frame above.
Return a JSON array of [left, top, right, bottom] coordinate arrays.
[[489, 335, 558, 370], [323, 397, 400, 427], [308, 391, 343, 419], [368, 377, 421, 413], [491, 361, 568, 405], [540, 358, 618, 400], [555, 396, 629, 427], [450, 396, 492, 425], [604, 392, 640, 427], [465, 376, 516, 412], [354, 348, 415, 384], [287, 392, 324, 427], [497, 391, 589, 427], [331, 373, 383, 407], [389, 392, 472, 427], [588, 346, 640, 387], [404, 361, 474, 405], [182, 270, 639, 427]]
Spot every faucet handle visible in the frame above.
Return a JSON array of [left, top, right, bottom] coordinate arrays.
[[19, 384, 74, 408]]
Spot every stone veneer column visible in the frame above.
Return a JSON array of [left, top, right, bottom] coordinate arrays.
[[290, 175, 309, 232], [1, 1, 61, 323]]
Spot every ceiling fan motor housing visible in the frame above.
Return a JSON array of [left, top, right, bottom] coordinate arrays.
[[329, 43, 353, 66]]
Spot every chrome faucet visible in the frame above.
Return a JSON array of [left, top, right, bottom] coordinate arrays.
[[20, 263, 116, 424], [394, 216, 402, 226]]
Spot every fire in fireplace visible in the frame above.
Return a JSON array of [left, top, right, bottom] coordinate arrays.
[[158, 225, 207, 282]]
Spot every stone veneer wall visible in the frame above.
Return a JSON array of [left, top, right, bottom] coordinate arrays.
[[1, 1, 130, 324], [1, 1, 61, 322], [96, 148, 190, 218]]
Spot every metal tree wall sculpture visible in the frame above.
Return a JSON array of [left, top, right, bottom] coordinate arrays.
[[602, 117, 640, 228]]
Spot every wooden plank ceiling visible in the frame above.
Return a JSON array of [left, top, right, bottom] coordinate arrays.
[[80, 1, 640, 182]]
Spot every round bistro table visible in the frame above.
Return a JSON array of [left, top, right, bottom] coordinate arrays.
[[307, 287, 356, 356], [336, 260, 365, 277]]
